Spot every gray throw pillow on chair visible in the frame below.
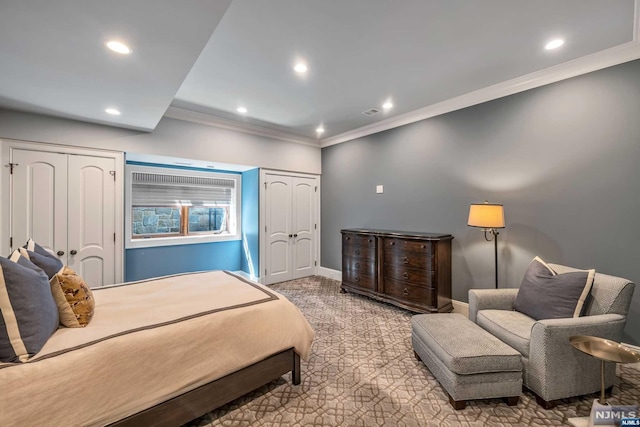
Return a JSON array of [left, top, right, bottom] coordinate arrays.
[[513, 256, 594, 320]]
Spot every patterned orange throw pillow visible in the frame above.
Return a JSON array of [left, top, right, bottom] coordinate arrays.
[[50, 267, 95, 327]]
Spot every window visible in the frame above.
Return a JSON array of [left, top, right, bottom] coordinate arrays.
[[126, 165, 241, 248]]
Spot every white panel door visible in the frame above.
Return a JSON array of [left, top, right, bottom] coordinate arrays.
[[11, 149, 67, 258], [262, 172, 319, 285], [67, 155, 116, 287], [10, 148, 118, 287], [265, 174, 293, 284], [292, 177, 315, 279]]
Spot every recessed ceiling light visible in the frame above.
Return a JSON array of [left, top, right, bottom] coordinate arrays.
[[105, 108, 121, 115], [545, 39, 564, 50], [316, 126, 325, 134], [294, 63, 308, 73], [106, 40, 131, 55], [237, 106, 247, 114], [382, 101, 393, 110]]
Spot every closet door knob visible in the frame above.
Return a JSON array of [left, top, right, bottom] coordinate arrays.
[[289, 234, 293, 238], [70, 250, 77, 255], [57, 250, 64, 256], [293, 234, 298, 237]]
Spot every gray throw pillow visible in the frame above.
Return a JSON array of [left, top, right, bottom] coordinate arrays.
[[513, 256, 594, 321], [23, 238, 58, 260], [0, 252, 60, 363], [18, 247, 63, 279]]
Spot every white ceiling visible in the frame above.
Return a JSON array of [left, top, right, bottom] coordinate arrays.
[[1, 1, 639, 144], [0, 0, 232, 131]]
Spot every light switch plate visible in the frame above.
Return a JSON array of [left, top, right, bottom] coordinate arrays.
[[376, 185, 384, 194]]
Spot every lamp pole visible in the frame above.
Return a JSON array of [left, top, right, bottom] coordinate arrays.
[[493, 230, 499, 289]]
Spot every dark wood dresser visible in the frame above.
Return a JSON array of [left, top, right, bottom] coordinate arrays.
[[341, 229, 453, 313]]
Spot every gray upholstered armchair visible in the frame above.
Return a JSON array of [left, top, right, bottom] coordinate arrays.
[[469, 263, 635, 408]]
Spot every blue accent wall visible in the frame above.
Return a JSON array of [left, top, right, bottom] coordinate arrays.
[[241, 168, 260, 279], [125, 241, 242, 282], [123, 161, 260, 282]]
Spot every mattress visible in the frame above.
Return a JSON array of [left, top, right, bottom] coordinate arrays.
[[0, 271, 314, 426]]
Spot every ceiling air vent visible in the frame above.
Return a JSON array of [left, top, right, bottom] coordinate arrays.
[[362, 108, 380, 117]]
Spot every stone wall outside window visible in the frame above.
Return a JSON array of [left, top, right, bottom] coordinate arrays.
[[132, 207, 226, 235], [132, 207, 180, 235]]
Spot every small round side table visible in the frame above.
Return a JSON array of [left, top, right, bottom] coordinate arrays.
[[568, 335, 640, 427], [570, 335, 640, 404]]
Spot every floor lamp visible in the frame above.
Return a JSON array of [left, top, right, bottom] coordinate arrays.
[[468, 202, 505, 289]]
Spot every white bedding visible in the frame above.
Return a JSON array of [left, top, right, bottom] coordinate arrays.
[[0, 271, 314, 426]]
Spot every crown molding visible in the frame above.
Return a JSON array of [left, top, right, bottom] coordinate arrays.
[[164, 106, 320, 148], [321, 41, 640, 148], [166, 0, 640, 150]]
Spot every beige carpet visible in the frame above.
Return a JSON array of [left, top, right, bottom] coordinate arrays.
[[187, 276, 640, 426]]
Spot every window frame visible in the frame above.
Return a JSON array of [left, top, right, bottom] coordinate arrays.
[[125, 164, 242, 249]]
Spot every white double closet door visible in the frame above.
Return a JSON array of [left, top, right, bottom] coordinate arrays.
[[9, 147, 120, 287], [262, 171, 319, 285]]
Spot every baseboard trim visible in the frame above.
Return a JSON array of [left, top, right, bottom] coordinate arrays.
[[232, 270, 258, 282], [452, 300, 469, 318], [317, 267, 341, 281]]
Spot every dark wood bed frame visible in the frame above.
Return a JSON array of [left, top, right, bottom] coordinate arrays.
[[109, 348, 300, 427]]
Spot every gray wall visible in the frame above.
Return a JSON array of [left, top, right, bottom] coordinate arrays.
[[321, 59, 640, 345]]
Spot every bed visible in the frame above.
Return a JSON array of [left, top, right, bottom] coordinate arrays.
[[0, 270, 315, 427]]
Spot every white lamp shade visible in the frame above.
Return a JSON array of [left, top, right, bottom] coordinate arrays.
[[468, 203, 505, 229]]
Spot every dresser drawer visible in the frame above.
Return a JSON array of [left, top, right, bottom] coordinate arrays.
[[342, 233, 376, 248], [343, 256, 376, 276], [343, 271, 376, 291], [384, 279, 433, 306], [343, 244, 375, 259], [383, 250, 434, 270], [383, 237, 432, 254], [383, 263, 434, 287]]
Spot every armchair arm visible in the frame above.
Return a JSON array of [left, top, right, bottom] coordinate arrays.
[[468, 288, 518, 323], [527, 313, 627, 401]]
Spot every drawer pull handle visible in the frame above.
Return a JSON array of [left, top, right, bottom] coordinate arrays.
[[346, 237, 351, 241], [403, 288, 409, 296], [355, 249, 361, 255], [369, 239, 373, 243], [355, 262, 360, 269], [402, 256, 409, 264], [355, 276, 360, 282], [402, 272, 409, 280], [421, 245, 426, 249], [390, 241, 395, 246]]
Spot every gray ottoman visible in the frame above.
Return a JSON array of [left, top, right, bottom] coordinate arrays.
[[411, 313, 522, 410]]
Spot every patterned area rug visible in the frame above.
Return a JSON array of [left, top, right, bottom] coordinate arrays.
[[187, 276, 640, 426]]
